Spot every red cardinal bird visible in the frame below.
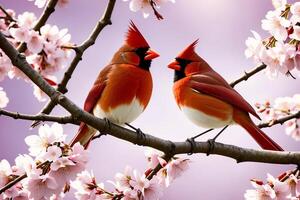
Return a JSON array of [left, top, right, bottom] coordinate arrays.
[[70, 21, 159, 147], [168, 40, 283, 151]]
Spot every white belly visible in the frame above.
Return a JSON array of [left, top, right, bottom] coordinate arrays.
[[181, 106, 233, 128], [93, 98, 144, 125]]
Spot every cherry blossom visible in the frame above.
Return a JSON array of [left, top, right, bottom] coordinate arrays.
[[24, 171, 59, 200], [17, 11, 37, 29], [245, 1, 300, 78], [123, 0, 175, 18], [25, 123, 65, 157], [0, 51, 11, 81], [145, 148, 166, 169], [0, 87, 9, 108], [261, 10, 290, 41], [245, 31, 265, 62], [244, 181, 275, 200], [28, 0, 70, 8], [272, 0, 287, 11], [256, 94, 300, 141], [164, 158, 190, 187]]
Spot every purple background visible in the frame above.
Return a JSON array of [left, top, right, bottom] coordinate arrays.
[[1, 0, 300, 199]]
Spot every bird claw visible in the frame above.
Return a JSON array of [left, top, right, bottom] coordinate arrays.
[[186, 138, 196, 155], [135, 128, 146, 145], [206, 139, 216, 156], [100, 118, 111, 136], [125, 123, 146, 145]]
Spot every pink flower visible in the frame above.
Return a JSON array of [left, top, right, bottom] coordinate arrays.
[[285, 119, 300, 141], [25, 123, 65, 157], [9, 27, 31, 42], [245, 180, 275, 200], [50, 157, 75, 171], [143, 177, 163, 200], [267, 173, 290, 199], [26, 30, 44, 54], [144, 148, 166, 169], [245, 31, 265, 62], [71, 170, 104, 200], [261, 10, 290, 41], [17, 12, 37, 29], [0, 87, 9, 108], [25, 173, 59, 199], [291, 2, 300, 18], [12, 154, 34, 176], [57, 0, 69, 7], [42, 145, 62, 162], [165, 158, 189, 187], [0, 52, 12, 81], [0, 159, 12, 188], [113, 166, 133, 191], [272, 0, 287, 11], [28, 0, 47, 8], [123, 0, 175, 18], [274, 96, 294, 114], [290, 26, 300, 41]]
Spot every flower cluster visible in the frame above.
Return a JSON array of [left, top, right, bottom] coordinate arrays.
[[255, 94, 300, 141], [0, 7, 73, 102], [244, 170, 300, 199], [0, 87, 9, 108], [0, 123, 88, 199], [245, 0, 300, 78], [123, 0, 175, 19], [28, 0, 69, 8], [71, 149, 190, 200]]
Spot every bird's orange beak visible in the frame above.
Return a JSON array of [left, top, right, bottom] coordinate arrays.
[[168, 60, 181, 71], [144, 49, 160, 60]]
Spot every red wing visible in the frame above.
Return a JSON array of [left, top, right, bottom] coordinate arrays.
[[83, 65, 112, 113], [189, 77, 260, 120]]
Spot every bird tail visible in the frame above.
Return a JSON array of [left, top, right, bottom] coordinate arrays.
[[70, 123, 97, 149], [233, 110, 283, 151]]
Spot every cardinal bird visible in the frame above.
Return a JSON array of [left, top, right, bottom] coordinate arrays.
[[70, 22, 159, 148], [168, 40, 283, 151]]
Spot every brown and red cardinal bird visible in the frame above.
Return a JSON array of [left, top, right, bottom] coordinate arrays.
[[168, 40, 283, 151], [70, 21, 159, 147]]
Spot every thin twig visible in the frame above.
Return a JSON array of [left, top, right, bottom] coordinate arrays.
[[230, 64, 267, 88], [0, 5, 16, 22], [31, 0, 116, 128], [0, 108, 79, 125], [2, 30, 300, 193], [258, 111, 300, 128], [17, 0, 59, 53]]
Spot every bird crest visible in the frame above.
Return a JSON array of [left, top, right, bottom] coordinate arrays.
[[177, 39, 199, 60], [125, 21, 149, 48]]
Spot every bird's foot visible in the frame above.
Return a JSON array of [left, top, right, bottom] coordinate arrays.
[[125, 123, 146, 145], [191, 128, 214, 140], [206, 139, 216, 156], [186, 138, 196, 155], [92, 118, 111, 140]]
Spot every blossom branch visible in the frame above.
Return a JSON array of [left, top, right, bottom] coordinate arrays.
[[258, 110, 300, 128], [0, 4, 16, 22], [31, 0, 116, 127], [230, 64, 267, 87], [1, 31, 300, 166], [0, 108, 79, 125], [17, 0, 59, 53]]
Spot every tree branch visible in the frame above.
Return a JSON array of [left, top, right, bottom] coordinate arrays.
[[0, 5, 16, 22], [0, 108, 79, 125], [230, 64, 267, 87], [1, 28, 300, 192], [17, 0, 59, 53], [258, 111, 300, 128], [1, 30, 300, 165], [31, 0, 116, 127]]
